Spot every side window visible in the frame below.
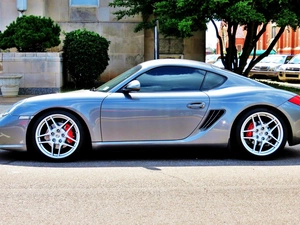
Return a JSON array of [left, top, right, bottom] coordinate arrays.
[[201, 72, 226, 91], [136, 66, 205, 92]]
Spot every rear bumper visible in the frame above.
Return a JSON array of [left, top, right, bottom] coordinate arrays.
[[278, 101, 300, 146]]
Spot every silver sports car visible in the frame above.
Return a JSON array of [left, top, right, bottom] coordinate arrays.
[[1, 59, 300, 161]]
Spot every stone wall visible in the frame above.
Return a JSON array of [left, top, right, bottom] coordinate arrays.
[[0, 53, 63, 95], [43, 0, 146, 82]]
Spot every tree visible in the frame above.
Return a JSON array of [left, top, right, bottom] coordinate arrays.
[[63, 29, 110, 89], [0, 15, 61, 52], [109, 0, 159, 32], [110, 0, 300, 76]]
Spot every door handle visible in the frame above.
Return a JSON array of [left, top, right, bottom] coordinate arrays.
[[187, 102, 206, 109]]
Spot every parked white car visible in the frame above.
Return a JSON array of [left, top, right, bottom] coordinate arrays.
[[213, 58, 251, 72], [248, 54, 293, 80], [205, 54, 220, 64], [277, 54, 300, 81]]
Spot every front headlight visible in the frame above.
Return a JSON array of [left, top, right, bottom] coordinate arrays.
[[0, 113, 8, 120], [0, 102, 22, 119], [0, 112, 8, 119], [277, 66, 285, 71], [0, 106, 12, 119], [269, 65, 281, 71]]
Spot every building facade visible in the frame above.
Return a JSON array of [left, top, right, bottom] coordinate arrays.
[[216, 22, 300, 57], [255, 23, 300, 55], [0, 0, 205, 82]]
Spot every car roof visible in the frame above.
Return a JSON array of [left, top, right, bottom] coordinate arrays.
[[140, 59, 212, 70]]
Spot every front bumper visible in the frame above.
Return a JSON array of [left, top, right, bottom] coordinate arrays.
[[0, 113, 30, 151], [278, 71, 300, 81], [248, 71, 278, 78]]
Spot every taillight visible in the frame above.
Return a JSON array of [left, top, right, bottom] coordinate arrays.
[[288, 95, 300, 106]]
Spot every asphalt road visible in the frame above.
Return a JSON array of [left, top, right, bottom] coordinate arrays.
[[1, 91, 300, 224], [0, 146, 300, 225]]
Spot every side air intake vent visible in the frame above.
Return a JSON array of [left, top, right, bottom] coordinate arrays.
[[199, 109, 225, 130]]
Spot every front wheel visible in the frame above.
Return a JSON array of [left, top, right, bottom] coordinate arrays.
[[30, 110, 85, 161], [233, 108, 287, 158]]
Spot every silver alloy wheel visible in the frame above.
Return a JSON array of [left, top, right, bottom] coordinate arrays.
[[240, 111, 284, 156], [35, 113, 80, 159]]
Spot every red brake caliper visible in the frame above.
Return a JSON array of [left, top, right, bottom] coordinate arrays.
[[64, 124, 74, 144], [246, 122, 254, 137]]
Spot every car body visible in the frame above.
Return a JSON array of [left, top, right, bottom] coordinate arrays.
[[278, 54, 300, 81], [248, 54, 293, 79], [1, 59, 300, 161]]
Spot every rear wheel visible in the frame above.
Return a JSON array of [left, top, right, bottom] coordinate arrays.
[[30, 110, 85, 161], [233, 108, 287, 158]]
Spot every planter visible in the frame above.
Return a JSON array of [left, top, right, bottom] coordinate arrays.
[[0, 75, 23, 97]]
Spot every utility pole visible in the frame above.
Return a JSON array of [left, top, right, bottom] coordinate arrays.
[[154, 19, 159, 59]]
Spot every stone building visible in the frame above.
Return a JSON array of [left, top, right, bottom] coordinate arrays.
[[0, 0, 205, 82]]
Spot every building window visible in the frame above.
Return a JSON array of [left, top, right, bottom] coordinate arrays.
[[70, 0, 99, 7]]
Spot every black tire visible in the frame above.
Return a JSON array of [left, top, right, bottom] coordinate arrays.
[[232, 108, 287, 159], [30, 110, 85, 161]]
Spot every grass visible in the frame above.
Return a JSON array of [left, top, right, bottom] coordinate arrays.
[[259, 80, 300, 95]]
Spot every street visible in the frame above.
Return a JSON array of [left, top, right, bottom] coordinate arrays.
[[0, 146, 300, 224]]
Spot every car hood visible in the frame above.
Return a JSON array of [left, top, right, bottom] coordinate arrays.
[[280, 64, 300, 69], [9, 90, 110, 116], [24, 89, 107, 101], [254, 62, 281, 67]]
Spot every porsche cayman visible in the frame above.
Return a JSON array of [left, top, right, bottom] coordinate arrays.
[[1, 59, 300, 161]]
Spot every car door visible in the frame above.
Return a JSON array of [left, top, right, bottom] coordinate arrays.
[[100, 66, 210, 142]]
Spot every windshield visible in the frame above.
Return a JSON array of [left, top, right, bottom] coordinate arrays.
[[288, 55, 300, 64], [97, 65, 142, 92], [260, 55, 285, 64]]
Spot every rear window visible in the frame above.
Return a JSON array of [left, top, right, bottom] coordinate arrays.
[[201, 72, 226, 91]]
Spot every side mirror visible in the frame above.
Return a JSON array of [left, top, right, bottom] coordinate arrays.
[[123, 80, 140, 92]]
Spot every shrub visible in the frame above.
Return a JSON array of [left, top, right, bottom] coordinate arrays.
[[63, 29, 110, 89], [0, 15, 61, 52]]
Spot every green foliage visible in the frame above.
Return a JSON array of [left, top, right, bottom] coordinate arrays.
[[109, 0, 160, 32], [259, 80, 300, 95], [63, 29, 110, 89], [0, 15, 61, 52], [109, 0, 300, 76]]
